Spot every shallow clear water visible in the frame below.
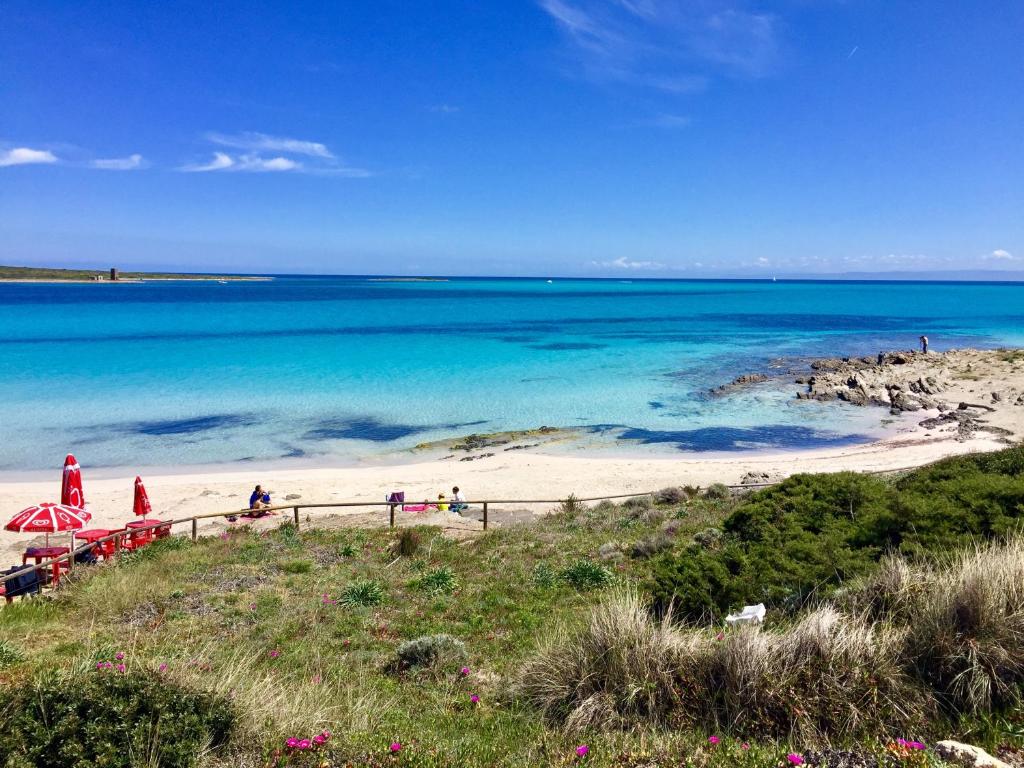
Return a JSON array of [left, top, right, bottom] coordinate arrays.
[[1, 277, 1022, 470]]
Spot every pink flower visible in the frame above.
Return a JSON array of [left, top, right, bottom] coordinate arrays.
[[390, 742, 402, 753], [286, 738, 299, 749], [742, 743, 750, 750], [709, 736, 721, 746], [470, 694, 480, 704], [715, 632, 725, 641], [95, 662, 104, 670], [115, 652, 125, 661], [576, 745, 589, 757], [249, 603, 257, 611], [298, 739, 312, 750], [313, 734, 326, 745], [460, 666, 470, 676], [787, 754, 804, 766], [311, 674, 322, 684], [269, 649, 281, 658], [116, 664, 126, 673], [321, 730, 331, 740], [158, 663, 168, 673], [908, 742, 925, 751]]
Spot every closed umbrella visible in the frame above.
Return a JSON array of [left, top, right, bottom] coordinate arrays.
[[6, 502, 90, 547], [133, 476, 152, 519], [61, 454, 86, 510]]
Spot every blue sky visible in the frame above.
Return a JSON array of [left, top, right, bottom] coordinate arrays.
[[1, 0, 1022, 277]]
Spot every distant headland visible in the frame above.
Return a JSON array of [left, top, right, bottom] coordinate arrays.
[[0, 265, 271, 282]]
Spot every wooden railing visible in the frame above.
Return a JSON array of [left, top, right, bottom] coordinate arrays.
[[0, 461, 925, 593]]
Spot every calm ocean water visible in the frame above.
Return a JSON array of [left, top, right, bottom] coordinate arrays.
[[1, 277, 1022, 471]]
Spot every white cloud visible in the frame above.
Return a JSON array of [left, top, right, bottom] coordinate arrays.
[[0, 147, 58, 167], [237, 154, 298, 172], [429, 104, 461, 113], [592, 256, 664, 269], [537, 0, 781, 91], [987, 249, 1014, 261], [92, 153, 144, 170], [756, 256, 769, 265], [206, 131, 333, 159], [180, 152, 235, 172]]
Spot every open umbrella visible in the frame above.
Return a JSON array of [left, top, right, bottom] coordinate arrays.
[[6, 503, 90, 547], [133, 476, 152, 519], [61, 454, 85, 510]]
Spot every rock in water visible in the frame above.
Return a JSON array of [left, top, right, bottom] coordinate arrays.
[[935, 740, 1012, 768]]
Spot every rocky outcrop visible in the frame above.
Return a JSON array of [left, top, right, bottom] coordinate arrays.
[[796, 352, 946, 414], [935, 740, 1013, 768], [709, 373, 771, 396]]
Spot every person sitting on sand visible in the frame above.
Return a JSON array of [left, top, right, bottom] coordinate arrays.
[[450, 486, 466, 513], [249, 484, 272, 516], [437, 493, 449, 512]]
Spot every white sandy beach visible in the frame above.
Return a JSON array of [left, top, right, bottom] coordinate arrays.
[[1, 348, 1020, 563]]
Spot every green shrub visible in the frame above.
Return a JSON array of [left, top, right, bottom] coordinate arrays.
[[340, 579, 386, 607], [653, 487, 688, 505], [559, 494, 585, 516], [560, 559, 613, 590], [0, 670, 235, 768], [279, 559, 313, 574], [648, 447, 1024, 623], [0, 640, 23, 669], [394, 634, 467, 672], [704, 482, 731, 500], [412, 566, 458, 595], [532, 562, 557, 589], [337, 542, 358, 558]]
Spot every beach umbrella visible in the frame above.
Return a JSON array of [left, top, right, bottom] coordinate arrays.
[[133, 476, 152, 519], [5, 503, 90, 547], [61, 454, 86, 510]]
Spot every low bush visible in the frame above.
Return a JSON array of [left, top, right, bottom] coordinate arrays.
[[649, 447, 1024, 623], [340, 579, 386, 608], [621, 495, 653, 512], [279, 559, 313, 574], [560, 559, 613, 590], [0, 670, 235, 768], [654, 487, 689, 505], [394, 634, 467, 672], [631, 533, 673, 560], [412, 566, 458, 595], [0, 640, 23, 669], [704, 483, 731, 500], [532, 562, 557, 589]]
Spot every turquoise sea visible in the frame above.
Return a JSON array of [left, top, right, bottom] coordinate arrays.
[[1, 277, 1022, 471]]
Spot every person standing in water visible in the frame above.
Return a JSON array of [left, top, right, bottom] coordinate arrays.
[[920, 335, 929, 353]]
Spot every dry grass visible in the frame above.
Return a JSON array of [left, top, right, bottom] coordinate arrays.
[[515, 590, 924, 739], [520, 538, 1024, 739]]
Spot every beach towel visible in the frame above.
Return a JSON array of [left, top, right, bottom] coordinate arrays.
[[401, 504, 436, 513]]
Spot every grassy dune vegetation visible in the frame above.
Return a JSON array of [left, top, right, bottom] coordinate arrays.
[[2, 450, 1024, 767], [0, 265, 256, 281]]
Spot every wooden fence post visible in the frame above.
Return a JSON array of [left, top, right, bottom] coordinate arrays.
[[482, 502, 488, 531], [293, 506, 300, 530], [389, 504, 396, 528], [192, 519, 198, 542], [115, 535, 123, 560]]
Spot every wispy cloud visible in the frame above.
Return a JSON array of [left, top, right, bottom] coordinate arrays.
[[182, 132, 369, 176], [92, 153, 144, 170], [206, 131, 334, 159], [986, 248, 1014, 261], [429, 104, 461, 114], [639, 113, 692, 128], [538, 0, 781, 91], [0, 147, 58, 167], [180, 152, 236, 172], [591, 256, 664, 269]]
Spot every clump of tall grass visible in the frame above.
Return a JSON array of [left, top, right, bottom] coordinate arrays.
[[849, 538, 1024, 713], [516, 590, 926, 738]]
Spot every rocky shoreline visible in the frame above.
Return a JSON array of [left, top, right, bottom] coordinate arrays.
[[715, 348, 1024, 444]]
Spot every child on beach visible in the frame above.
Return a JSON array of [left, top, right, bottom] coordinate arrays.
[[451, 486, 466, 513], [249, 485, 272, 516], [437, 493, 449, 512]]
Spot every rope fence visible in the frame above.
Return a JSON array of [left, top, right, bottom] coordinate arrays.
[[0, 461, 923, 592]]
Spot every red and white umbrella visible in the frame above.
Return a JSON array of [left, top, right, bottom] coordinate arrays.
[[133, 476, 152, 519], [61, 454, 86, 510], [6, 503, 91, 546]]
